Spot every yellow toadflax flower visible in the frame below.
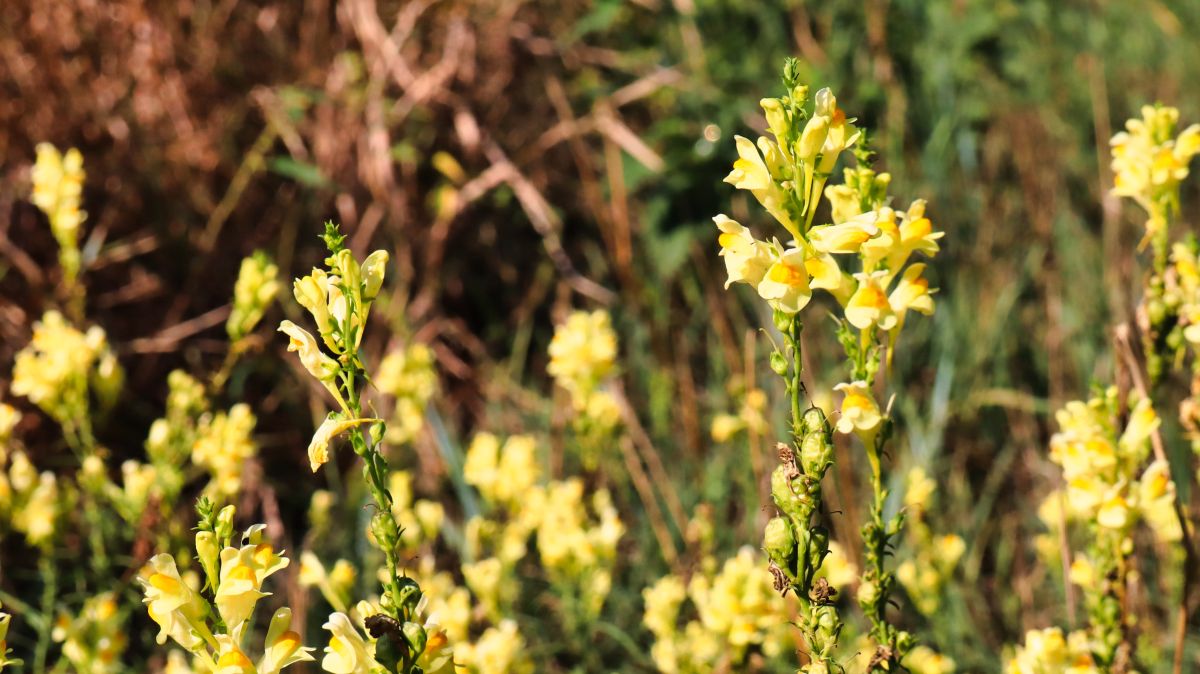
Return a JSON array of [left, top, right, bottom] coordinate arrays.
[[227, 252, 281, 341], [713, 214, 773, 290], [834, 381, 883, 440], [1110, 104, 1200, 242], [320, 612, 379, 674]]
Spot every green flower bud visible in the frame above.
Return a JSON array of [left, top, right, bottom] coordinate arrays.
[[806, 525, 830, 579], [812, 604, 841, 650], [896, 630, 915, 655], [371, 510, 400, 550], [763, 517, 797, 572]]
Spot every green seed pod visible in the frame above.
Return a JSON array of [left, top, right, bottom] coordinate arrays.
[[770, 351, 789, 376], [763, 517, 797, 573], [771, 465, 803, 516], [806, 525, 830, 582], [800, 407, 828, 436], [773, 308, 794, 334], [402, 621, 427, 655], [800, 430, 833, 477], [812, 605, 841, 652]]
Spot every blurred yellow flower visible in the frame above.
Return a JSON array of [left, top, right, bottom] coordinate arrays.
[[547, 309, 617, 407]]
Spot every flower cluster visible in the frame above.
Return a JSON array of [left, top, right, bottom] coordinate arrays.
[[643, 547, 793, 673], [376, 342, 438, 445], [1046, 388, 1177, 666], [12, 310, 122, 433], [280, 224, 433, 672], [710, 386, 769, 443], [548, 310, 622, 436], [1049, 390, 1175, 539], [228, 252, 281, 342], [2, 445, 60, 547], [1110, 104, 1199, 243], [192, 404, 258, 497], [31, 143, 86, 285], [138, 505, 314, 673], [1005, 627, 1097, 674]]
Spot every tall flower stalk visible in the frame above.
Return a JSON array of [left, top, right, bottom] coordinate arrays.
[[713, 59, 943, 672], [281, 223, 431, 673]]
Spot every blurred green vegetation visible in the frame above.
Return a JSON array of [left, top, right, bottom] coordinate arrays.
[[2, 0, 1200, 671]]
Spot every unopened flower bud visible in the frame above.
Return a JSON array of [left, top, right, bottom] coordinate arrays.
[[761, 98, 789, 141], [797, 116, 830, 163]]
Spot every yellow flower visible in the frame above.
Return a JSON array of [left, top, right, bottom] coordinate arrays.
[[713, 214, 773, 289], [227, 252, 280, 340], [293, 269, 339, 350], [31, 143, 86, 277], [321, 612, 378, 674], [756, 247, 812, 313], [278, 320, 339, 383], [214, 547, 270, 631], [845, 271, 898, 330], [808, 210, 880, 254], [0, 404, 19, 446], [1068, 556, 1096, 590], [464, 433, 542, 508], [139, 554, 208, 652], [377, 342, 438, 445], [12, 311, 120, 422], [360, 250, 389, 302], [306, 415, 379, 473], [834, 381, 883, 440], [192, 404, 257, 496], [724, 135, 797, 238], [905, 467, 936, 511], [1138, 460, 1181, 542], [258, 608, 315, 674], [889, 263, 935, 320], [13, 471, 58, 546]]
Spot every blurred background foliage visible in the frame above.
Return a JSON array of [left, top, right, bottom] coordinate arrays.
[[2, 0, 1200, 671]]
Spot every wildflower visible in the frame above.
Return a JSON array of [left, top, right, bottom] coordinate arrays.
[[191, 404, 257, 496], [464, 433, 542, 509], [713, 214, 773, 289], [13, 471, 58, 546], [52, 593, 127, 673], [808, 210, 881, 255], [845, 271, 898, 331], [140, 554, 210, 651], [905, 646, 956, 674], [1005, 627, 1097, 674], [320, 612, 378, 674], [834, 381, 883, 439], [12, 311, 122, 424], [0, 404, 19, 447], [306, 414, 379, 473], [454, 620, 531, 674], [278, 321, 339, 383], [724, 135, 797, 238], [258, 608, 316, 674], [757, 247, 813, 313]]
